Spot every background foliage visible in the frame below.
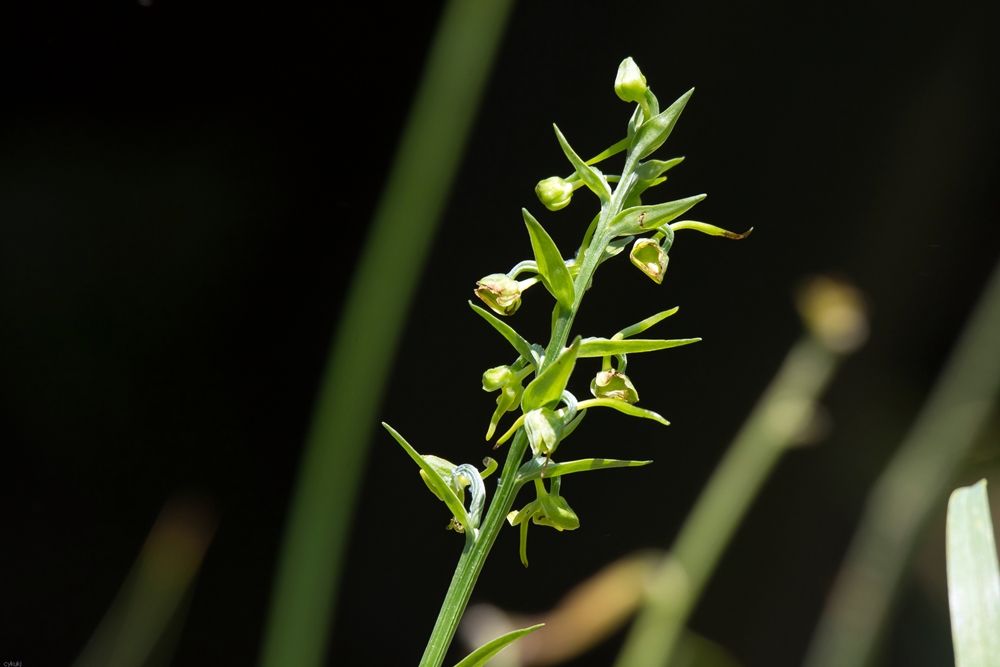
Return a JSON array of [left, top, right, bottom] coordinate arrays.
[[2, 1, 999, 666]]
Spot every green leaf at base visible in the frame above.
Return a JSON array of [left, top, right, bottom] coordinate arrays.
[[452, 623, 545, 667]]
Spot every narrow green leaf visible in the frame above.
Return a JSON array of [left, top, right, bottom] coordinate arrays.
[[382, 423, 472, 532], [522, 209, 576, 311], [585, 136, 631, 166], [607, 195, 706, 238], [554, 124, 612, 202], [600, 236, 632, 265], [630, 88, 694, 162], [518, 457, 652, 482], [575, 398, 670, 426], [578, 337, 700, 357], [634, 157, 684, 182], [452, 623, 545, 667], [947, 479, 1000, 667], [671, 220, 753, 239], [644, 88, 660, 116], [617, 308, 679, 338], [469, 302, 538, 365], [523, 337, 581, 412]]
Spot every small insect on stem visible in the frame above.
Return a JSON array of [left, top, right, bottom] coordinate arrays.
[[637, 212, 647, 228]]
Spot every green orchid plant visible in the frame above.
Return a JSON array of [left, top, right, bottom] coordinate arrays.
[[383, 57, 751, 667]]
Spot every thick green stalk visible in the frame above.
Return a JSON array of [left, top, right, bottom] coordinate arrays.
[[615, 336, 844, 667], [258, 2, 513, 666], [419, 431, 529, 667]]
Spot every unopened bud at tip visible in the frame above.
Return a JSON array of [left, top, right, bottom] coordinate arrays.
[[615, 57, 648, 104]]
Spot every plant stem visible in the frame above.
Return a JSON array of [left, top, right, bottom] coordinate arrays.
[[615, 336, 843, 667], [425, 221, 623, 666], [419, 430, 529, 667], [425, 126, 638, 664]]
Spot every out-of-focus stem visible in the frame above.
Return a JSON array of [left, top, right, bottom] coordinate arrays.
[[258, 2, 513, 666], [803, 258, 1000, 667], [615, 335, 845, 667]]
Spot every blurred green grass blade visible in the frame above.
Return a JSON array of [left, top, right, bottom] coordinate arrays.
[[803, 258, 1000, 667], [452, 623, 544, 667], [258, 2, 514, 666], [947, 480, 1000, 667], [615, 334, 847, 667]]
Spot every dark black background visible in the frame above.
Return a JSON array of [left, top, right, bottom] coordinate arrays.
[[2, 1, 999, 665]]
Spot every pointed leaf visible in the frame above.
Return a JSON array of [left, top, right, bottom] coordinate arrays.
[[634, 157, 684, 182], [469, 302, 538, 365], [600, 236, 632, 265], [617, 308, 679, 338], [630, 88, 693, 162], [382, 423, 472, 532], [607, 195, 706, 238], [947, 479, 1000, 667], [554, 124, 611, 202], [522, 209, 575, 311], [518, 457, 652, 482], [585, 136, 631, 166], [523, 337, 581, 412], [452, 623, 546, 667], [645, 88, 661, 116], [576, 398, 670, 426], [671, 220, 753, 239], [578, 337, 700, 357]]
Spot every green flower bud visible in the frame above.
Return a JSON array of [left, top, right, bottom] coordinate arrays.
[[474, 273, 522, 317], [615, 57, 647, 104], [630, 237, 669, 284], [482, 365, 515, 392], [418, 455, 458, 502], [524, 407, 564, 457], [536, 494, 580, 531], [535, 176, 575, 211], [590, 369, 639, 404]]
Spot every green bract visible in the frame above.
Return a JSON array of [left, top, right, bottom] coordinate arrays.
[[383, 58, 752, 667]]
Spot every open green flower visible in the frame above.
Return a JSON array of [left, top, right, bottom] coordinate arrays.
[[630, 237, 669, 284], [507, 483, 580, 567], [591, 369, 639, 404]]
